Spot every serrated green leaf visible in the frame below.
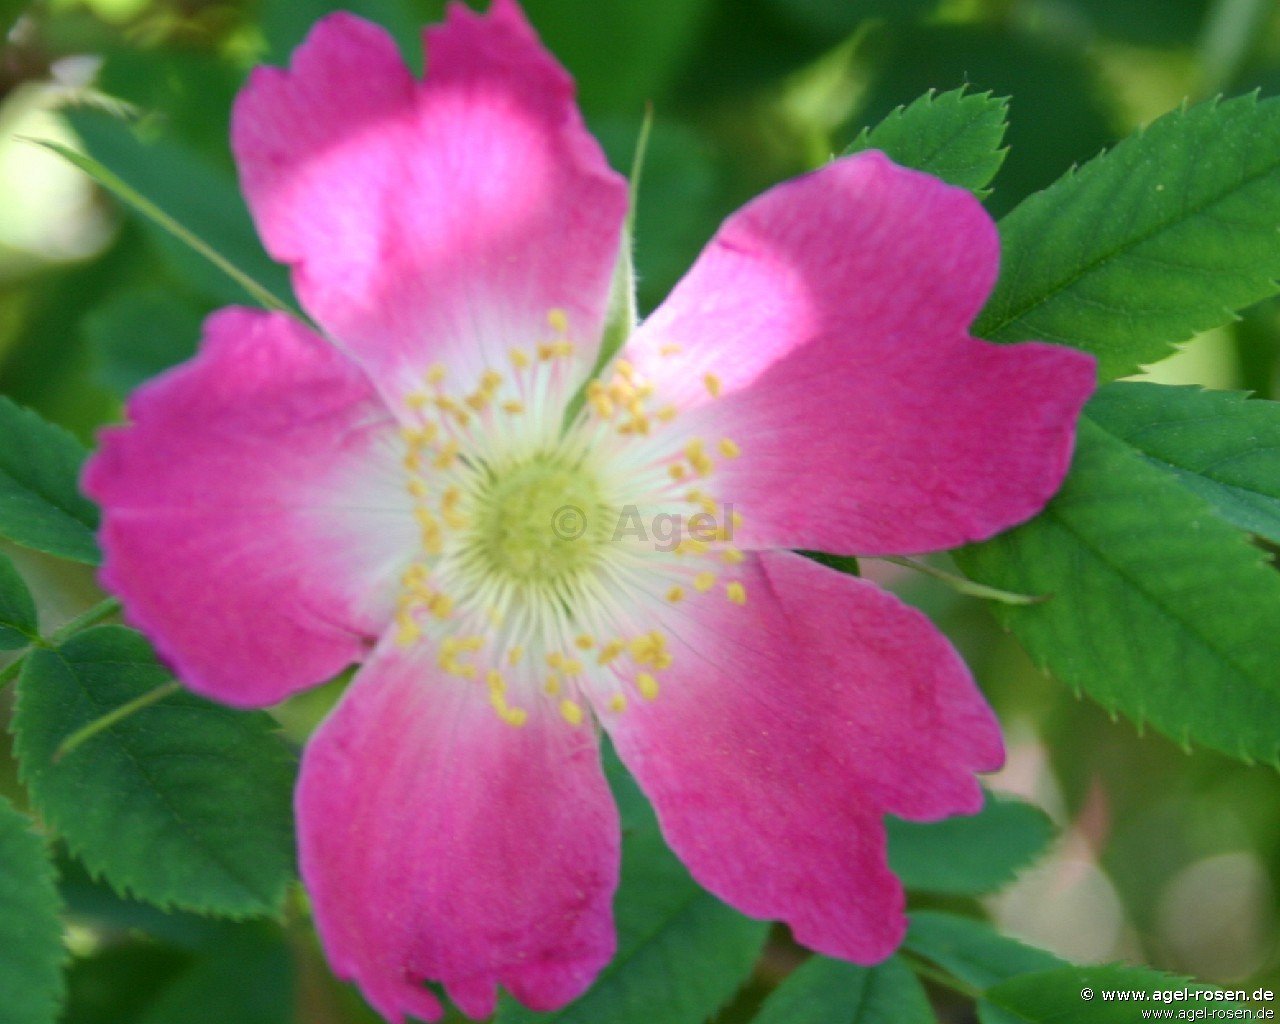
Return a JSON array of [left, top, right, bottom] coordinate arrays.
[[0, 550, 38, 649], [887, 792, 1054, 896], [844, 88, 1009, 196], [751, 956, 935, 1024], [497, 759, 768, 1024], [905, 912, 1064, 1024], [986, 965, 1250, 1022], [0, 398, 99, 564], [977, 93, 1280, 380], [14, 626, 297, 917], [955, 419, 1280, 766], [0, 795, 66, 1024], [1087, 383, 1280, 544]]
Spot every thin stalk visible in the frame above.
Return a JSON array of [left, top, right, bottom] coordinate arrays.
[[0, 656, 25, 689], [54, 680, 182, 762], [22, 137, 296, 316], [49, 597, 123, 645], [881, 555, 1047, 606]]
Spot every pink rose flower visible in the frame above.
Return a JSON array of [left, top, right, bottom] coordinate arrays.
[[84, 2, 1095, 1020]]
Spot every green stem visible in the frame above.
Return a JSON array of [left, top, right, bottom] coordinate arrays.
[[22, 137, 297, 316], [54, 680, 182, 762], [881, 556, 1047, 606], [49, 597, 123, 646], [0, 655, 25, 689], [899, 951, 983, 1000]]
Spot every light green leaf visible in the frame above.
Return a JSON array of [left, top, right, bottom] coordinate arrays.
[[887, 792, 1054, 896], [0, 550, 38, 649], [497, 759, 768, 1024], [0, 796, 66, 1024], [1088, 383, 1280, 544], [905, 912, 1064, 1024], [751, 956, 935, 1024], [977, 93, 1280, 379], [844, 88, 1009, 196], [986, 965, 1251, 1022], [0, 398, 100, 564], [14, 627, 297, 917], [955, 419, 1280, 766]]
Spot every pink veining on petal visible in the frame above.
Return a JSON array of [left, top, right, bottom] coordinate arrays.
[[622, 152, 1096, 556], [232, 1, 628, 406], [82, 308, 412, 708], [601, 549, 1003, 962], [298, 639, 619, 1023]]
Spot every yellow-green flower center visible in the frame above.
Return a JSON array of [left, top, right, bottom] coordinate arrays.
[[471, 456, 610, 584]]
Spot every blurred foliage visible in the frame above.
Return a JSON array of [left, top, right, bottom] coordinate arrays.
[[3, 0, 1280, 1021]]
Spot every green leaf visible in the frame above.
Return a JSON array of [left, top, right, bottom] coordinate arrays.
[[844, 88, 1009, 196], [0, 550, 38, 649], [955, 419, 1280, 766], [977, 93, 1280, 380], [14, 627, 298, 917], [0, 795, 66, 1024], [887, 792, 1054, 896], [986, 965, 1251, 1022], [0, 397, 100, 564], [905, 912, 1064, 991], [905, 912, 1064, 1024], [853, 24, 1115, 218], [497, 760, 768, 1024], [751, 956, 935, 1024], [1087, 383, 1280, 545]]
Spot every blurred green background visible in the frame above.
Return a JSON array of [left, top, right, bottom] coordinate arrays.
[[3, 0, 1280, 1020]]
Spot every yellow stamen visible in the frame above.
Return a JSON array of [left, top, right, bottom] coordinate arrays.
[[598, 640, 625, 665], [560, 699, 583, 726], [718, 438, 741, 458], [666, 586, 685, 603], [694, 572, 716, 592], [637, 672, 659, 701], [726, 581, 746, 605], [704, 372, 722, 398]]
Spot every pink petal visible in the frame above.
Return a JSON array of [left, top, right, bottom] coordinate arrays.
[[232, 3, 628, 405], [83, 308, 413, 707], [601, 550, 1002, 962], [623, 152, 1095, 555], [298, 640, 619, 1022]]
